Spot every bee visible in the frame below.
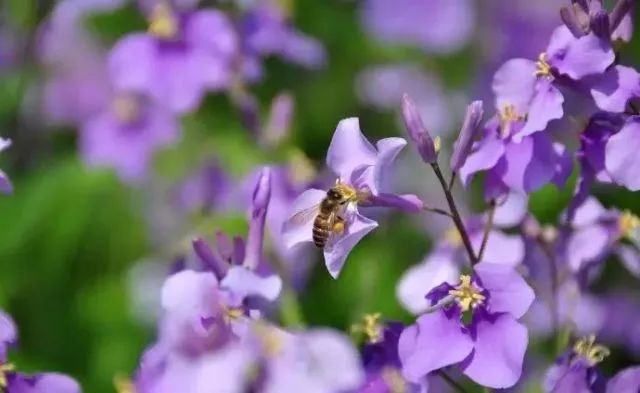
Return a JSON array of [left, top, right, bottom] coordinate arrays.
[[286, 182, 361, 248]]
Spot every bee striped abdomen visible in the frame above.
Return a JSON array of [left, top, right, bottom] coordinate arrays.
[[312, 214, 331, 248]]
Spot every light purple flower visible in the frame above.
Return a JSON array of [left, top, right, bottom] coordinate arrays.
[[399, 263, 534, 388], [0, 310, 17, 362], [241, 4, 326, 72], [360, 0, 475, 54], [109, 3, 237, 114], [590, 65, 640, 113], [173, 161, 232, 213], [0, 138, 12, 194], [284, 118, 419, 278], [491, 25, 614, 143], [401, 94, 438, 164], [560, 0, 634, 42], [80, 94, 180, 183]]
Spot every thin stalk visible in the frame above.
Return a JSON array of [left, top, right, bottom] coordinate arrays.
[[431, 163, 478, 266], [477, 200, 496, 262], [448, 171, 457, 192], [437, 371, 469, 393], [422, 205, 454, 218]]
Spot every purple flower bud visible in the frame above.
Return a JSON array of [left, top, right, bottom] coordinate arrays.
[[244, 167, 272, 270], [192, 238, 228, 280], [263, 92, 294, 148], [609, 0, 633, 32], [590, 10, 611, 40], [450, 101, 484, 171], [216, 231, 233, 262], [401, 94, 438, 164]]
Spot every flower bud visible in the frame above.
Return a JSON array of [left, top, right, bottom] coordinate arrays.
[[401, 94, 438, 164], [610, 0, 633, 33], [245, 167, 272, 270], [450, 101, 484, 171], [192, 238, 228, 280], [590, 10, 611, 40]]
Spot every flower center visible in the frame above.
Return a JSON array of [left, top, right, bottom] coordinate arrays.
[[351, 313, 382, 344], [619, 210, 639, 239], [222, 306, 245, 324], [111, 95, 140, 124], [0, 363, 14, 389], [113, 374, 136, 393], [573, 335, 610, 365], [448, 275, 486, 313], [381, 367, 406, 393], [534, 52, 552, 77], [498, 104, 526, 138], [148, 3, 179, 39]]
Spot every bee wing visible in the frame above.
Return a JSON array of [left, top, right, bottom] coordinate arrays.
[[285, 203, 321, 226]]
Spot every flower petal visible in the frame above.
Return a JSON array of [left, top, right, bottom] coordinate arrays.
[[372, 137, 407, 194], [566, 224, 610, 271], [493, 192, 528, 228], [591, 65, 640, 113], [462, 314, 528, 389], [220, 266, 282, 302], [499, 133, 557, 193], [327, 118, 377, 180], [108, 33, 155, 92], [0, 170, 12, 194], [323, 212, 378, 278], [607, 366, 640, 393], [616, 244, 640, 278], [605, 117, 640, 191], [396, 249, 459, 314], [492, 58, 537, 116], [475, 262, 534, 318], [516, 79, 564, 141], [459, 130, 504, 186], [282, 188, 326, 250], [550, 30, 615, 80], [399, 312, 473, 382]]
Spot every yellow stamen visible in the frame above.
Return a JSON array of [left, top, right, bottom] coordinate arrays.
[[619, 210, 640, 239], [148, 3, 178, 39], [499, 104, 526, 138], [434, 136, 442, 153], [222, 306, 245, 324], [381, 367, 407, 393], [573, 335, 610, 365], [351, 313, 383, 344], [0, 363, 14, 389], [444, 226, 462, 247], [449, 275, 486, 313], [535, 52, 552, 77], [114, 374, 136, 393], [111, 95, 140, 124]]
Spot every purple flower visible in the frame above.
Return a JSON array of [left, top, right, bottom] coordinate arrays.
[[172, 161, 232, 213], [401, 94, 438, 164], [360, 0, 475, 54], [490, 25, 614, 143], [459, 117, 572, 197], [590, 65, 640, 113], [80, 93, 180, 183], [605, 116, 640, 191], [0, 138, 12, 194], [560, 0, 634, 42], [450, 100, 485, 171], [544, 335, 640, 393], [399, 263, 534, 388], [109, 3, 237, 114], [241, 4, 326, 72], [398, 199, 527, 314], [283, 118, 420, 278]]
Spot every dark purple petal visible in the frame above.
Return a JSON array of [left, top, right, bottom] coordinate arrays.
[[398, 312, 473, 382], [192, 238, 228, 280], [590, 65, 640, 113], [462, 314, 528, 389], [474, 263, 534, 318], [605, 117, 640, 190], [609, 0, 634, 34]]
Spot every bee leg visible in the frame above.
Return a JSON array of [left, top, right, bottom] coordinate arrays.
[[332, 216, 346, 235]]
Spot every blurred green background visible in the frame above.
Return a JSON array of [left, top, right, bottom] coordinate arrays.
[[0, 1, 639, 392]]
